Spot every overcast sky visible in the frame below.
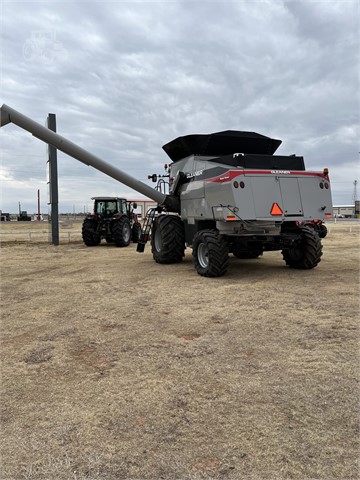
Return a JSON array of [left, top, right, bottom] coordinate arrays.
[[1, 0, 359, 214]]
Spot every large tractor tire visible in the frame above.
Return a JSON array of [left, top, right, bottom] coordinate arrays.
[[151, 215, 185, 264], [282, 226, 322, 269], [192, 230, 229, 277], [112, 216, 132, 247], [132, 222, 142, 243], [82, 218, 101, 246]]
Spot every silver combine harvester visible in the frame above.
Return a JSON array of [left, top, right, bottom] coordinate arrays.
[[0, 104, 332, 277]]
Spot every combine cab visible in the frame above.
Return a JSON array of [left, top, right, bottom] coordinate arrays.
[[82, 197, 141, 247]]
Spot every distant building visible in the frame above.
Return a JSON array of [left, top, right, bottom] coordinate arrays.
[[0, 211, 10, 221], [130, 199, 158, 220], [332, 205, 355, 218]]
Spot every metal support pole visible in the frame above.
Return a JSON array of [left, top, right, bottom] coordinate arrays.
[[37, 189, 41, 221], [47, 114, 59, 245]]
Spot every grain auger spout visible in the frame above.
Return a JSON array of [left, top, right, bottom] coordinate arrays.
[[0, 104, 180, 213]]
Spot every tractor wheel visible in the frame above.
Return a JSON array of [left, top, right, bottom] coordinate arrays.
[[282, 226, 323, 269], [232, 243, 263, 259], [112, 216, 131, 247], [151, 215, 185, 264], [82, 219, 101, 246], [132, 222, 142, 243], [192, 230, 229, 277]]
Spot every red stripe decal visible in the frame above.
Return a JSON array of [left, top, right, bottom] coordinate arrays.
[[206, 170, 327, 183]]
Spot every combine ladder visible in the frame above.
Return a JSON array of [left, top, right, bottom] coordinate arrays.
[[136, 207, 162, 253]]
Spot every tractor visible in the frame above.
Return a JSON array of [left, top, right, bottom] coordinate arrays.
[[82, 197, 141, 247], [17, 202, 31, 221]]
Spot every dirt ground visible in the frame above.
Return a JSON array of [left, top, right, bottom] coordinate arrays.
[[0, 221, 359, 479]]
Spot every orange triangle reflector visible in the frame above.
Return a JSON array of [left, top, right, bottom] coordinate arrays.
[[270, 202, 283, 216]]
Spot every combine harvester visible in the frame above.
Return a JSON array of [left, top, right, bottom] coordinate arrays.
[[0, 104, 332, 277]]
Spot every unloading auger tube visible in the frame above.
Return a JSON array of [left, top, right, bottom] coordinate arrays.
[[0, 104, 179, 212]]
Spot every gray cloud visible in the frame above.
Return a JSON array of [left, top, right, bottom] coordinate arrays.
[[1, 0, 358, 213]]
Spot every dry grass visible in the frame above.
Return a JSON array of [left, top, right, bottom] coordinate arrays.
[[0, 222, 359, 479]]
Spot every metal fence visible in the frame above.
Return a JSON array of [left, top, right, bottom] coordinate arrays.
[[0, 230, 83, 243]]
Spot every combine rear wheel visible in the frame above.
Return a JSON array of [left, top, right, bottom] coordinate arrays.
[[112, 217, 131, 247], [82, 219, 101, 246], [192, 230, 229, 277], [151, 215, 185, 263], [282, 226, 322, 269]]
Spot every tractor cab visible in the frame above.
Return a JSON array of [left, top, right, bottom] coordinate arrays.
[[92, 197, 127, 218]]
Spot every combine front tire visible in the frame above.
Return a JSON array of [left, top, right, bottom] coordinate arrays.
[[192, 230, 229, 277], [82, 219, 101, 246], [282, 226, 322, 269], [151, 215, 185, 263], [132, 222, 142, 243], [112, 217, 131, 247], [317, 224, 328, 238]]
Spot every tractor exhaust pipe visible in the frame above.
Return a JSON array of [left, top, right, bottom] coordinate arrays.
[[0, 104, 179, 211]]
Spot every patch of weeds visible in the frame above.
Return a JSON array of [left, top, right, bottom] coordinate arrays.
[[172, 342, 215, 359], [99, 322, 126, 331], [178, 333, 201, 341], [23, 345, 54, 364], [52, 423, 79, 446], [71, 342, 118, 373], [38, 327, 78, 342]]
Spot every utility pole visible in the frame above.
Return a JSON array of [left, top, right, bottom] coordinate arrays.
[[352, 180, 358, 205], [37, 189, 41, 221]]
